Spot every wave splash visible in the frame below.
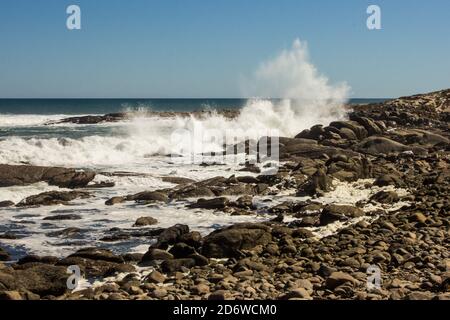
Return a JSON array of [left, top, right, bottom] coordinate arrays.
[[0, 39, 350, 167]]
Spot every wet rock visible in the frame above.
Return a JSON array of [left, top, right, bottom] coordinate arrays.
[[0, 201, 14, 208], [170, 186, 215, 199], [105, 196, 126, 206], [280, 143, 358, 160], [84, 181, 115, 189], [17, 255, 59, 265], [187, 197, 229, 209], [57, 256, 134, 278], [329, 120, 368, 140], [188, 253, 209, 266], [153, 224, 190, 249], [178, 231, 203, 249], [133, 216, 158, 227], [292, 228, 315, 239], [161, 176, 195, 185], [357, 136, 423, 155], [140, 248, 174, 264], [68, 248, 125, 264], [1, 264, 69, 296], [46, 227, 82, 238], [121, 253, 144, 263], [374, 174, 404, 187], [320, 204, 364, 226], [129, 191, 169, 203], [404, 129, 449, 146], [169, 243, 197, 258], [338, 128, 358, 140], [219, 183, 267, 196], [298, 168, 333, 196], [202, 223, 272, 258], [43, 214, 82, 221], [236, 176, 259, 184], [370, 190, 400, 204], [0, 233, 20, 240], [0, 164, 95, 188], [161, 258, 196, 273], [17, 191, 91, 207], [350, 116, 384, 135], [50, 113, 126, 125], [233, 195, 254, 209]]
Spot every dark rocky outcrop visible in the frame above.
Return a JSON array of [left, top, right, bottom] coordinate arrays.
[[17, 191, 91, 207], [319, 204, 365, 226], [202, 223, 272, 258], [133, 216, 158, 227], [0, 264, 69, 297], [0, 164, 95, 188], [0, 201, 14, 208]]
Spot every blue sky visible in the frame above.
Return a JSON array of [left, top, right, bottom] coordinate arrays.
[[0, 0, 449, 98]]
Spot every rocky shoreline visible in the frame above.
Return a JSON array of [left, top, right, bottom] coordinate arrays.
[[0, 89, 449, 300]]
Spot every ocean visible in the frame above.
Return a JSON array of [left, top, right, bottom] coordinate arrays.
[[0, 98, 387, 114], [0, 98, 389, 260]]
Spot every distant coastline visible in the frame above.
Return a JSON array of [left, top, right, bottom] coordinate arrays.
[[0, 98, 390, 115]]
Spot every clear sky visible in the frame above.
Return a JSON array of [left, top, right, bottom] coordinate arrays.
[[0, 0, 449, 98]]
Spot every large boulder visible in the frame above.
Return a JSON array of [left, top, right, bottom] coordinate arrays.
[[325, 271, 359, 290], [202, 223, 272, 258], [326, 156, 372, 182], [128, 191, 169, 203], [0, 201, 14, 208], [67, 248, 124, 264], [0, 264, 69, 297], [280, 143, 358, 160], [16, 191, 91, 207], [407, 129, 449, 146], [169, 186, 215, 199], [57, 248, 134, 278], [133, 216, 158, 227], [153, 224, 190, 249], [329, 120, 368, 140], [297, 168, 334, 196], [374, 173, 404, 187], [357, 136, 423, 155], [0, 164, 95, 188], [320, 204, 364, 226], [188, 197, 229, 209], [350, 116, 384, 136]]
